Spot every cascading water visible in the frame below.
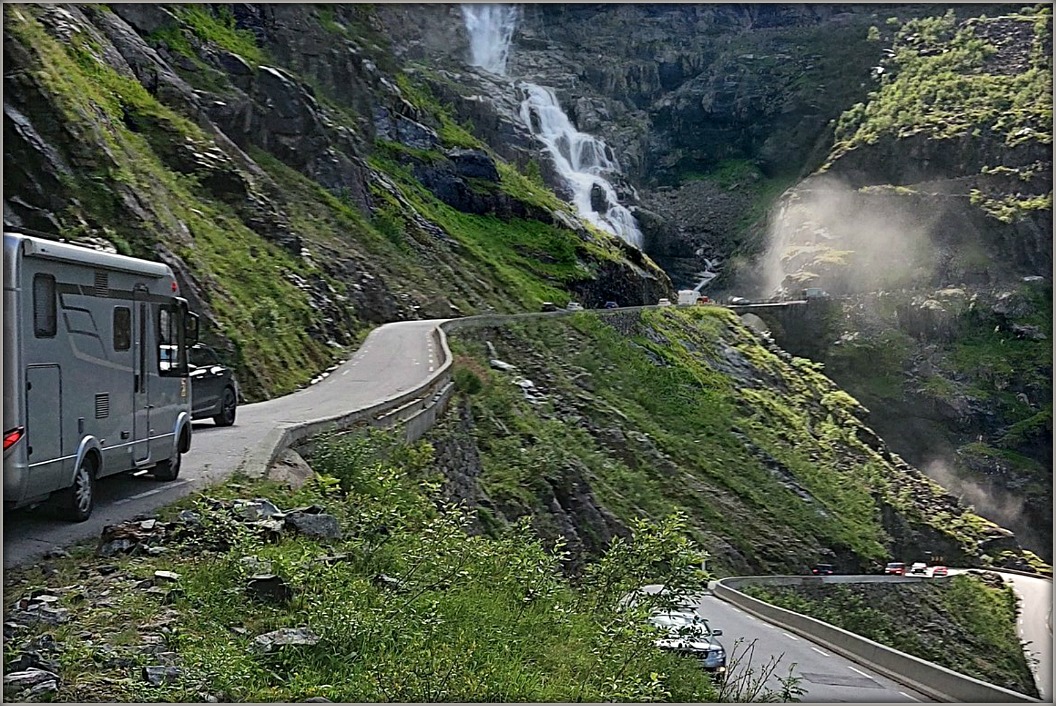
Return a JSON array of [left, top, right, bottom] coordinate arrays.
[[459, 3, 644, 249], [518, 85, 643, 249], [460, 4, 520, 75]]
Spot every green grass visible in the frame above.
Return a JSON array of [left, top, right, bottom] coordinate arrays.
[[440, 308, 1029, 574], [172, 5, 266, 65], [2, 433, 741, 703], [6, 7, 336, 399]]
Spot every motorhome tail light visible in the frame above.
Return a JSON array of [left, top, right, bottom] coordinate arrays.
[[171, 280, 178, 293], [3, 427, 25, 451]]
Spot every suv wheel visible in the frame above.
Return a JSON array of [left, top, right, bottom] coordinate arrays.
[[213, 387, 237, 427]]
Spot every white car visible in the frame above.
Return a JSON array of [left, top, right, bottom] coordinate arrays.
[[567, 301, 584, 311], [657, 298, 673, 307], [909, 562, 928, 575]]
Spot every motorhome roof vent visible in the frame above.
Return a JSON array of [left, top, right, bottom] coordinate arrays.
[[94, 271, 109, 297], [94, 393, 110, 419]]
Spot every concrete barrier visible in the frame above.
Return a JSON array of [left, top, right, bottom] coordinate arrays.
[[714, 576, 1040, 703]]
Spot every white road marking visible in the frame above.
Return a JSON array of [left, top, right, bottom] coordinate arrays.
[[761, 622, 774, 629], [848, 666, 872, 679], [429, 366, 434, 372], [782, 632, 799, 641], [113, 480, 192, 505], [899, 691, 919, 701], [811, 646, 829, 657]]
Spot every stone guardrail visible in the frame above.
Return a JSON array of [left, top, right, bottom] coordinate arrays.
[[713, 575, 1040, 703], [239, 324, 457, 478], [236, 304, 739, 479]]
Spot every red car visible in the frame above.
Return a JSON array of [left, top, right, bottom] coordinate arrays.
[[884, 562, 906, 576], [931, 566, 949, 577]]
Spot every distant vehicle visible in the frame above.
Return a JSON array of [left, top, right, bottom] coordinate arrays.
[[697, 296, 712, 305], [728, 296, 749, 305], [802, 287, 830, 299], [540, 301, 560, 312], [566, 301, 584, 311], [648, 611, 727, 680], [657, 297, 673, 307], [188, 344, 239, 426], [884, 562, 906, 576], [931, 565, 949, 578], [677, 289, 699, 306], [603, 301, 619, 309], [4, 231, 199, 522], [811, 563, 835, 576], [908, 562, 928, 575]]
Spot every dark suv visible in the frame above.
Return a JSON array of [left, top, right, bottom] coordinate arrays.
[[189, 344, 239, 426], [810, 564, 835, 576]]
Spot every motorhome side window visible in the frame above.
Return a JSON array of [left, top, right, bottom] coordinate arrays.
[[32, 273, 57, 338], [113, 307, 132, 351], [157, 305, 188, 376]]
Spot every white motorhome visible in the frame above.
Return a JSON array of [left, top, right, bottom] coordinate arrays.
[[677, 289, 699, 306], [3, 231, 198, 521]]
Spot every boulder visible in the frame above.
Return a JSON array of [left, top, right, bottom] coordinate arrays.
[[252, 627, 321, 654], [284, 511, 342, 540]]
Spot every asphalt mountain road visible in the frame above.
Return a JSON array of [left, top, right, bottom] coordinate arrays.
[[2, 319, 443, 569]]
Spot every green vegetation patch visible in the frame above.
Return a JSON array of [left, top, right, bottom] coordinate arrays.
[[743, 574, 1038, 697], [443, 309, 1021, 574], [833, 9, 1053, 153], [2, 433, 785, 703], [5, 7, 337, 399]]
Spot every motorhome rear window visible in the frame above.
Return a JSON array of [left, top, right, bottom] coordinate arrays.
[[113, 306, 131, 351], [32, 274, 56, 338]]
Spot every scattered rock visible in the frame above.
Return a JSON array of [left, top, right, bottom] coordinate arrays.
[[246, 574, 293, 604], [489, 359, 516, 372], [153, 570, 181, 583], [142, 665, 182, 686], [252, 627, 321, 654], [372, 574, 403, 592], [234, 498, 283, 522], [284, 511, 342, 540], [3, 668, 60, 698]]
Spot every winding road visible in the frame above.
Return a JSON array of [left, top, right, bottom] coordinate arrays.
[[3, 313, 1051, 703], [3, 319, 443, 569]]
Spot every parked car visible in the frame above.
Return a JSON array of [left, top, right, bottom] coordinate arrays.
[[884, 562, 906, 576], [908, 562, 928, 575], [603, 301, 619, 309], [931, 565, 949, 578], [566, 301, 584, 311], [540, 301, 560, 312], [188, 344, 239, 426], [810, 563, 835, 576], [648, 611, 727, 680], [657, 297, 673, 307]]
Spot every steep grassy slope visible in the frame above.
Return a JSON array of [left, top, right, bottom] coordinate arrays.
[[431, 308, 1048, 576], [744, 573, 1038, 696], [2, 434, 778, 703], [3, 4, 669, 400]]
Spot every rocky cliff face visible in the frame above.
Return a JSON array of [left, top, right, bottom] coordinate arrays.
[[736, 7, 1054, 559], [3, 3, 671, 399]]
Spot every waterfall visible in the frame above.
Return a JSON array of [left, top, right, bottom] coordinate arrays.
[[459, 4, 644, 249], [460, 4, 520, 75], [518, 84, 644, 249]]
